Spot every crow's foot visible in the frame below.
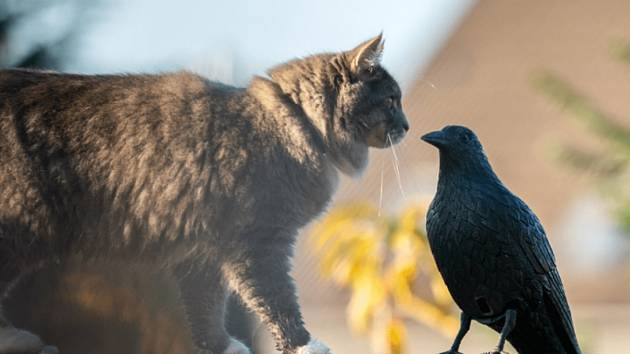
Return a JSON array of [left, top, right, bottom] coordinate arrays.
[[439, 351, 464, 354]]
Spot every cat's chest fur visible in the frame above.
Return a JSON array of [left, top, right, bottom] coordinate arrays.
[[231, 132, 338, 233], [234, 78, 340, 231]]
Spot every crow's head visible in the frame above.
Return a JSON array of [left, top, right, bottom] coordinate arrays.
[[421, 125, 482, 153], [421, 125, 494, 176]]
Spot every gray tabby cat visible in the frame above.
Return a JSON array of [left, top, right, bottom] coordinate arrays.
[[0, 34, 408, 354]]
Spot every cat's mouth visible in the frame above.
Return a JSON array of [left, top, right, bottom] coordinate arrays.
[[365, 123, 408, 148], [386, 127, 407, 146]]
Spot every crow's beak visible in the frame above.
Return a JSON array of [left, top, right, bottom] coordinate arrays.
[[421, 130, 447, 147]]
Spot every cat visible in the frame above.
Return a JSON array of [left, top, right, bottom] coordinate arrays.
[[0, 34, 408, 354]]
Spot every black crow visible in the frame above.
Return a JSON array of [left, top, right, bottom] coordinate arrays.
[[421, 125, 581, 354]]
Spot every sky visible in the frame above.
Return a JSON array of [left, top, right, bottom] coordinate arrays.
[[66, 0, 475, 89]]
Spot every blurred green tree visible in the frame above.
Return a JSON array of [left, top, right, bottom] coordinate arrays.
[[533, 40, 630, 232]]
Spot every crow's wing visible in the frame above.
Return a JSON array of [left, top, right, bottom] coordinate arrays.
[[510, 196, 582, 354]]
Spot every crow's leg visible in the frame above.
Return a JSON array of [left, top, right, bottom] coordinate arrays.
[[439, 312, 471, 354], [486, 309, 517, 354]]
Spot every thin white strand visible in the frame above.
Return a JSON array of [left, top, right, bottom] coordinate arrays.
[[388, 133, 406, 199], [378, 157, 384, 217]]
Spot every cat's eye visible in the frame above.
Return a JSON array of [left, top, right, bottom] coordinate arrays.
[[333, 74, 343, 88], [385, 96, 397, 109]]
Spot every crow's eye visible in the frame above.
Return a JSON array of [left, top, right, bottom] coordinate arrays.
[[460, 133, 471, 142]]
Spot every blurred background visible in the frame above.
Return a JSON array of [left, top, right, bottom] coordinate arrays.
[[2, 0, 630, 353]]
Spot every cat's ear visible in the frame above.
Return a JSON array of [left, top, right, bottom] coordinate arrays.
[[347, 33, 384, 76]]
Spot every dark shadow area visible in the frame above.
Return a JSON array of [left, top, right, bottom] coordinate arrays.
[[5, 261, 258, 354]]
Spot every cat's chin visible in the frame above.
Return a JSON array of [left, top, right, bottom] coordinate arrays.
[[328, 142, 368, 178]]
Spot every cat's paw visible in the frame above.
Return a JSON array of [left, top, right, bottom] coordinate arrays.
[[0, 327, 44, 353], [222, 338, 251, 354], [295, 339, 331, 354]]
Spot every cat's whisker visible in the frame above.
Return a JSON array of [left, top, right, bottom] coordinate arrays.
[[387, 133, 406, 199], [378, 157, 384, 217]]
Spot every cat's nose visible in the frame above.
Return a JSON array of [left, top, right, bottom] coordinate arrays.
[[402, 121, 410, 132]]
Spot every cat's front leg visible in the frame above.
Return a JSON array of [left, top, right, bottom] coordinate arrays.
[[174, 261, 249, 354], [222, 245, 331, 354]]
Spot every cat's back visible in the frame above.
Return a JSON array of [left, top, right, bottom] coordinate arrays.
[[0, 69, 241, 148], [0, 69, 256, 263], [0, 68, 233, 111], [0, 69, 239, 238], [0, 69, 157, 103]]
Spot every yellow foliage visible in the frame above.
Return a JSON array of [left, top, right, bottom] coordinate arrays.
[[386, 318, 406, 354], [311, 202, 458, 354]]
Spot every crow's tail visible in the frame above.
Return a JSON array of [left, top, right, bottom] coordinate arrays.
[[544, 269, 582, 354]]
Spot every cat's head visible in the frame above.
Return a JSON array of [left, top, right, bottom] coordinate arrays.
[[267, 34, 409, 176]]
